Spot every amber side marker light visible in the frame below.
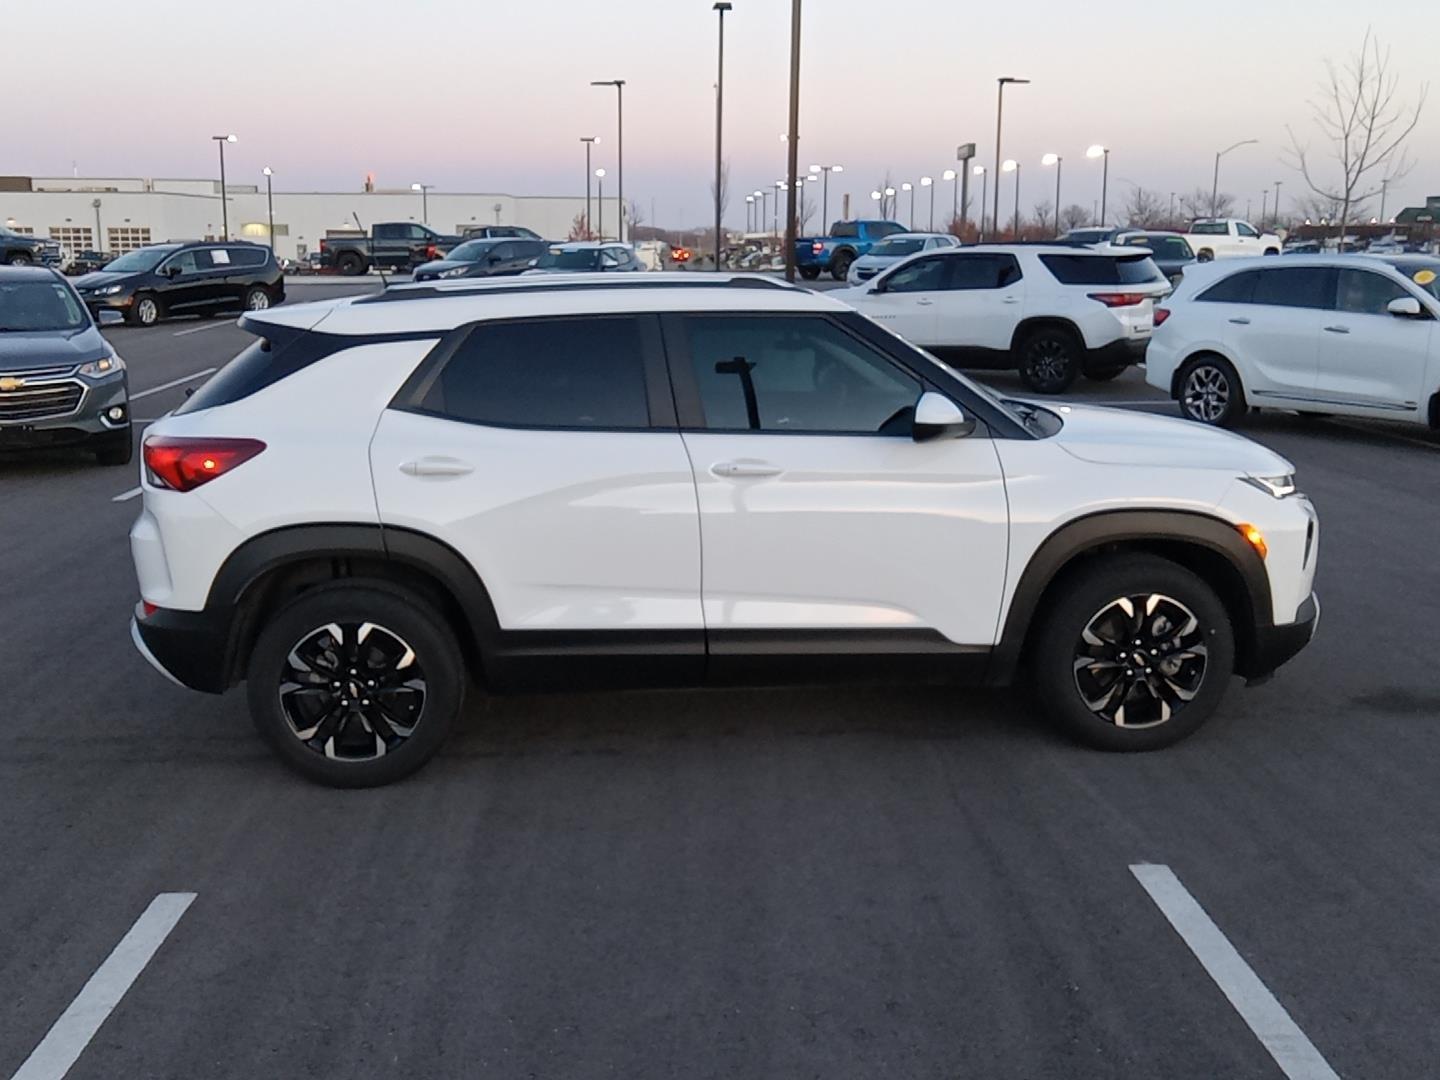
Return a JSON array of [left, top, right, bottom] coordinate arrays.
[[1237, 523, 1268, 560]]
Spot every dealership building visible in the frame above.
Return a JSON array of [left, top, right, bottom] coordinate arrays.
[[0, 176, 616, 259]]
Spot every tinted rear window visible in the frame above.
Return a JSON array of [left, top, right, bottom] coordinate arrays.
[[1198, 271, 1258, 303], [1040, 254, 1164, 285], [174, 328, 356, 414], [1252, 267, 1334, 309], [830, 223, 859, 238]]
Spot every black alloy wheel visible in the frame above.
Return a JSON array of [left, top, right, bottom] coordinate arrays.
[[1018, 327, 1082, 394], [1071, 593, 1208, 729]]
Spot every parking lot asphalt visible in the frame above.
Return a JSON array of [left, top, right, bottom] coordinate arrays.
[[3, 281, 1439, 1079]]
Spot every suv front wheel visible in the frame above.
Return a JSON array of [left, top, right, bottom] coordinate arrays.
[[245, 582, 466, 787], [1178, 354, 1245, 426], [1030, 555, 1235, 751], [1017, 326, 1083, 394]]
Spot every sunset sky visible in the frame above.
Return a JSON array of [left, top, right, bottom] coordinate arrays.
[[8, 0, 1435, 227]]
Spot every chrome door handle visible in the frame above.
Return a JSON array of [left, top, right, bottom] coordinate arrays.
[[399, 457, 474, 477], [1228, 317, 1251, 325], [1002, 296, 1020, 304], [711, 461, 782, 478], [915, 298, 934, 306], [1323, 325, 1351, 334]]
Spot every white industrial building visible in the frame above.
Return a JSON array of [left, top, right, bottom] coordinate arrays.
[[0, 176, 620, 260]]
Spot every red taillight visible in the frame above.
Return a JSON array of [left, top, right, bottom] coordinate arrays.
[[1153, 307, 1171, 326], [143, 437, 266, 493], [141, 601, 159, 618], [1087, 292, 1149, 308], [319, 238, 328, 252], [811, 241, 824, 254], [426, 243, 438, 258]]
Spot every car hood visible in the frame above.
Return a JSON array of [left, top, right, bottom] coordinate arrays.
[[72, 270, 137, 289], [853, 253, 902, 267], [413, 259, 469, 275], [0, 326, 109, 370], [1042, 401, 1292, 474]]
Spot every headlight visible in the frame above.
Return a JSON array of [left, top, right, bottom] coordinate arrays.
[[78, 354, 126, 378], [439, 266, 469, 278], [93, 284, 124, 296], [1241, 474, 1296, 499]]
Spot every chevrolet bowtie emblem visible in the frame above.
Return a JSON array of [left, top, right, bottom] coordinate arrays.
[[0, 377, 25, 392]]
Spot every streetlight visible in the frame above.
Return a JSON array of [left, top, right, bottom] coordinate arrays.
[[781, 0, 801, 282], [745, 194, 755, 233], [1273, 180, 1283, 228], [920, 176, 934, 231], [809, 164, 842, 233], [1041, 153, 1062, 236], [595, 168, 607, 239], [973, 165, 987, 241], [1002, 159, 1020, 238], [1211, 138, 1258, 218], [1380, 177, 1390, 224], [580, 136, 600, 238], [590, 79, 626, 241], [942, 169, 958, 231], [774, 179, 786, 239], [1260, 188, 1269, 229], [712, 2, 732, 271], [1085, 145, 1109, 225], [410, 182, 433, 225], [211, 134, 237, 241], [993, 76, 1030, 237], [884, 186, 896, 221], [756, 188, 769, 244], [901, 181, 914, 229], [261, 166, 274, 251]]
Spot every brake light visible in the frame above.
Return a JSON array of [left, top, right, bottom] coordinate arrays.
[[812, 241, 824, 254], [141, 601, 158, 618], [143, 437, 266, 492], [426, 244, 438, 259], [319, 238, 328, 252], [1153, 307, 1171, 326], [1087, 292, 1150, 308]]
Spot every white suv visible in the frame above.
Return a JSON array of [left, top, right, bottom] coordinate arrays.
[[1146, 254, 1440, 428], [832, 244, 1170, 394], [129, 273, 1319, 786]]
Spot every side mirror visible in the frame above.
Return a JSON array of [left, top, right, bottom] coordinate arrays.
[[1387, 296, 1424, 318], [868, 279, 885, 294], [163, 264, 182, 277], [97, 309, 124, 327], [912, 391, 976, 441]]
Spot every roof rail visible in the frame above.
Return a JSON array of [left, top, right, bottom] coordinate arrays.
[[355, 273, 802, 305]]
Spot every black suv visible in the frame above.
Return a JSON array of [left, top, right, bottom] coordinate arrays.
[[459, 224, 543, 240], [412, 238, 549, 281], [0, 266, 132, 465], [73, 241, 285, 326]]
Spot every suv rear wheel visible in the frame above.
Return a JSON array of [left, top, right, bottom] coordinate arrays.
[[129, 294, 162, 326], [1178, 354, 1245, 426], [1017, 326, 1083, 394], [1030, 554, 1235, 751], [245, 582, 465, 787]]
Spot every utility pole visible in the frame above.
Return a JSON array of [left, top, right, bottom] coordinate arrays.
[[712, 2, 732, 271], [782, 0, 801, 283]]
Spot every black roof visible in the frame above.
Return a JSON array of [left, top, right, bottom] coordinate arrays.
[[0, 264, 64, 282]]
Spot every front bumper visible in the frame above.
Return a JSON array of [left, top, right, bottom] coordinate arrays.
[[80, 293, 135, 317], [131, 603, 232, 693], [1241, 592, 1319, 682], [0, 374, 128, 449]]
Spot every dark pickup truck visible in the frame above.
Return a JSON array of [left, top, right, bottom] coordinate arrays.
[[319, 222, 462, 276], [1, 226, 63, 268]]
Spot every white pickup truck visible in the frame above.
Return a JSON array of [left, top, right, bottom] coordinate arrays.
[[1185, 218, 1282, 261]]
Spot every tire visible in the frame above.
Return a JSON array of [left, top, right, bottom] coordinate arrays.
[[1029, 554, 1235, 752], [1177, 353, 1245, 426], [829, 251, 855, 281], [6, 251, 33, 266], [128, 294, 162, 326], [799, 266, 821, 281], [336, 252, 365, 277], [1263, 247, 1280, 256], [94, 428, 134, 466], [1083, 366, 1127, 382], [1196, 249, 1215, 263], [243, 286, 272, 311], [245, 582, 466, 787], [1017, 326, 1083, 394]]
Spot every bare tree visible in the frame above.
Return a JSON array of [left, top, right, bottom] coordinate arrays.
[[1286, 29, 1426, 236], [708, 160, 730, 221], [1179, 187, 1234, 221], [567, 212, 590, 241], [1122, 187, 1168, 229], [1031, 199, 1055, 235], [1059, 204, 1090, 231], [626, 198, 646, 232]]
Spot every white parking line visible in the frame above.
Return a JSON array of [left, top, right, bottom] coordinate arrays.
[[171, 321, 233, 337], [111, 487, 141, 503], [129, 368, 216, 401], [1130, 864, 1340, 1080], [11, 892, 196, 1080]]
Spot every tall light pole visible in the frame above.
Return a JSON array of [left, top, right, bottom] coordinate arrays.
[[1041, 153, 1062, 235], [91, 197, 102, 249], [261, 166, 274, 250], [973, 166, 987, 241], [1002, 159, 1020, 237], [902, 182, 914, 228], [1273, 180, 1283, 227], [1211, 138, 1257, 217], [1169, 191, 1177, 228], [757, 189, 769, 244], [745, 194, 754, 233], [712, 2, 732, 271], [580, 136, 600, 238], [942, 169, 958, 231], [993, 76, 1029, 238], [595, 168, 606, 239], [1260, 188, 1269, 230], [590, 79, 626, 241], [410, 182, 433, 225], [1380, 177, 1390, 223], [782, 0, 801, 282], [774, 179, 786, 240], [809, 164, 842, 233], [1086, 145, 1109, 225], [211, 134, 237, 241], [920, 176, 934, 231], [884, 185, 896, 221]]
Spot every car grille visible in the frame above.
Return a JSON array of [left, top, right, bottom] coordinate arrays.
[[0, 379, 85, 422], [856, 268, 877, 280]]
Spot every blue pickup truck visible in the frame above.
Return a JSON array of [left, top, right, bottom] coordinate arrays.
[[794, 219, 907, 281]]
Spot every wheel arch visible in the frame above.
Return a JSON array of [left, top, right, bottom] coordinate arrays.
[[827, 245, 858, 266], [988, 510, 1272, 684], [1009, 316, 1086, 353], [1169, 347, 1243, 400]]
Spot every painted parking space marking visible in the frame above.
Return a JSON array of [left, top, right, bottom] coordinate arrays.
[[10, 892, 196, 1080], [111, 487, 142, 503], [171, 321, 234, 337], [129, 368, 216, 401], [1130, 864, 1340, 1080]]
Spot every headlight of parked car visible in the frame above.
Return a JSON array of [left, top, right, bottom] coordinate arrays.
[[439, 266, 469, 278], [1240, 474, 1296, 499], [78, 354, 126, 379], [92, 284, 125, 296]]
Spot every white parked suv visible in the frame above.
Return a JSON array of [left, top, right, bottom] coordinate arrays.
[[1185, 219, 1283, 261], [129, 273, 1319, 786], [832, 244, 1170, 393], [847, 232, 961, 285], [1146, 254, 1440, 428]]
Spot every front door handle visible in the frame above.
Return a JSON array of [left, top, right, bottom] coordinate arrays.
[[1323, 325, 1351, 334], [915, 298, 934, 306], [1228, 317, 1251, 325], [1002, 296, 1020, 304], [399, 456, 474, 477], [711, 461, 782, 479]]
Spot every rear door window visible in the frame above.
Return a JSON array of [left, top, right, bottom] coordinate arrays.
[[1251, 267, 1335, 310], [225, 246, 268, 267], [1198, 271, 1259, 303], [948, 254, 1023, 289], [1190, 222, 1228, 236]]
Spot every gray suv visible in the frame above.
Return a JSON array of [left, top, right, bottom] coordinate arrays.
[[0, 266, 131, 465]]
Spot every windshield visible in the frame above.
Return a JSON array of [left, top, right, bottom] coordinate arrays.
[[1389, 261, 1440, 300], [0, 280, 88, 331], [534, 249, 601, 270], [103, 247, 170, 273], [447, 240, 497, 262], [871, 238, 926, 257]]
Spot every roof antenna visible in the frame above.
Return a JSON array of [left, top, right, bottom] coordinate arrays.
[[353, 211, 389, 289]]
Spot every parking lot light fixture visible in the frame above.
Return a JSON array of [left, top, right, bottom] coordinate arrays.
[[1041, 153, 1062, 235], [920, 176, 935, 231], [1086, 145, 1110, 226], [810, 164, 842, 234], [211, 134, 237, 241], [993, 76, 1029, 237], [1002, 159, 1020, 238], [972, 165, 987, 241], [1211, 138, 1258, 218], [884, 185, 896, 221], [942, 169, 959, 227], [901, 182, 915, 228], [580, 137, 600, 237], [590, 80, 626, 240], [713, 2, 732, 271], [261, 167, 274, 251], [410, 182, 434, 225]]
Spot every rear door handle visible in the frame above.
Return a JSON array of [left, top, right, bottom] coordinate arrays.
[[1323, 325, 1351, 334], [1228, 317, 1251, 325], [1002, 296, 1020, 304], [399, 456, 474, 477], [711, 461, 782, 478]]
